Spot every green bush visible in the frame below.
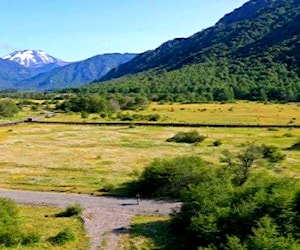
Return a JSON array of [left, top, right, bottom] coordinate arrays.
[[136, 156, 207, 198], [146, 114, 160, 121], [0, 199, 23, 247], [22, 233, 41, 245], [166, 131, 207, 144], [260, 144, 285, 163], [213, 139, 222, 147], [81, 111, 89, 119], [99, 112, 107, 119], [118, 113, 133, 121], [0, 199, 41, 247], [48, 228, 75, 245], [0, 100, 19, 118], [221, 144, 285, 186], [55, 204, 83, 217], [171, 175, 300, 250]]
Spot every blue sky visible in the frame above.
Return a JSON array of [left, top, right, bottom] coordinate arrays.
[[0, 0, 248, 61]]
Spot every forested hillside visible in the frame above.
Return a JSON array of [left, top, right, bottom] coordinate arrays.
[[78, 0, 300, 102]]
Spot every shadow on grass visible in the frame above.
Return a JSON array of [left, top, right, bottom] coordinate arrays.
[[287, 141, 300, 151], [115, 220, 178, 250], [103, 181, 140, 197]]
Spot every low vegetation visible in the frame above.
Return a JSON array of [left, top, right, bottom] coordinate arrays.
[[0, 99, 19, 118], [0, 199, 88, 249], [166, 131, 207, 144], [55, 204, 83, 218], [0, 198, 31, 247], [48, 228, 75, 245], [135, 156, 207, 198], [132, 149, 300, 249]]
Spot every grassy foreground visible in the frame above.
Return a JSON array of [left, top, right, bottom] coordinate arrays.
[[0, 124, 299, 194], [4, 204, 88, 250], [118, 215, 171, 250]]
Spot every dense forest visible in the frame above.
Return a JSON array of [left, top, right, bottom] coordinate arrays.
[[68, 0, 300, 103]]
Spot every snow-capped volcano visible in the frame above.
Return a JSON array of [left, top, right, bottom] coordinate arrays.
[[2, 50, 66, 68]]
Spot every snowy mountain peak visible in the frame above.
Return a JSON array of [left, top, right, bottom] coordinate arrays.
[[2, 50, 65, 68]]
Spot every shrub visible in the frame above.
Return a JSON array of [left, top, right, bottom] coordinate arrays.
[[48, 228, 75, 245], [212, 139, 222, 147], [260, 144, 285, 162], [22, 233, 41, 245], [166, 131, 206, 144], [0, 100, 19, 118], [31, 105, 38, 111], [81, 111, 89, 119], [146, 114, 161, 121], [118, 113, 133, 121], [55, 204, 83, 217], [136, 156, 207, 198], [267, 128, 279, 131], [128, 123, 136, 128], [222, 144, 285, 186], [99, 112, 107, 119], [0, 199, 23, 247]]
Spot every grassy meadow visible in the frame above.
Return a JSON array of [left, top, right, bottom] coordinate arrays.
[[0, 123, 299, 194], [6, 205, 88, 250], [47, 102, 300, 125]]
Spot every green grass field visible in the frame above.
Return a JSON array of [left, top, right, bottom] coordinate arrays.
[[0, 123, 299, 194], [4, 204, 89, 250]]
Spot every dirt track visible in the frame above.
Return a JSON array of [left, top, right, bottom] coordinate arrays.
[[0, 189, 180, 250]]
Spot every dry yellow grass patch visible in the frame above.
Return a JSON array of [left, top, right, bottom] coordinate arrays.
[[139, 102, 300, 125], [46, 102, 300, 125]]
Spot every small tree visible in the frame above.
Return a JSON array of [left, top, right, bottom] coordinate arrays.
[[0, 100, 19, 118], [221, 144, 263, 186]]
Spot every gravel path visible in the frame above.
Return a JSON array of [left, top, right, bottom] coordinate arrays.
[[0, 189, 180, 250]]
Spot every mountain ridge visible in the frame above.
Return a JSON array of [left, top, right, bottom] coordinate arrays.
[[83, 0, 299, 102], [0, 51, 136, 90], [14, 53, 137, 90], [100, 0, 299, 81]]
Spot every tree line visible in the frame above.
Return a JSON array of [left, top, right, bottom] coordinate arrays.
[[127, 142, 300, 249]]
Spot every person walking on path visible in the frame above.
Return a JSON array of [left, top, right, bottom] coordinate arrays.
[[136, 193, 140, 205]]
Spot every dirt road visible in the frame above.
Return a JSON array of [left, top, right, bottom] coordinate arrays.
[[0, 189, 180, 250]]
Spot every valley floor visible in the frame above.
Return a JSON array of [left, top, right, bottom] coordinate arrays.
[[0, 124, 299, 195]]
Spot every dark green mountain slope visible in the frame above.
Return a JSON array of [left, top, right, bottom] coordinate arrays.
[[82, 0, 299, 102]]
